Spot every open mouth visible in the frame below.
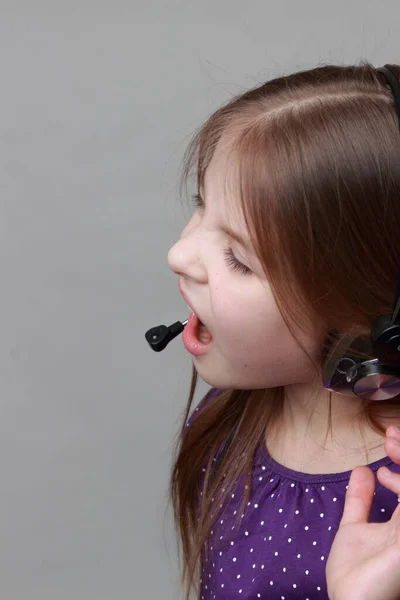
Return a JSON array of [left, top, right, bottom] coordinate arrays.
[[198, 320, 212, 344]]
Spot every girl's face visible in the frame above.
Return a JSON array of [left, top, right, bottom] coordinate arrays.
[[168, 139, 320, 390]]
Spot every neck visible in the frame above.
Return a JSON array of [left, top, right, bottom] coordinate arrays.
[[264, 380, 391, 474], [276, 379, 386, 451]]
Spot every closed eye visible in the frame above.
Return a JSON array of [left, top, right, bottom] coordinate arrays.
[[224, 247, 252, 275]]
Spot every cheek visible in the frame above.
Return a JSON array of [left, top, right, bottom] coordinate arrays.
[[211, 280, 284, 351], [210, 278, 319, 375]]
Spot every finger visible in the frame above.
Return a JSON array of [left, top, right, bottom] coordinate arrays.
[[377, 465, 400, 501], [339, 465, 375, 526], [385, 427, 400, 465]]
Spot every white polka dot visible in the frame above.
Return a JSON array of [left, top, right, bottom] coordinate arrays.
[[250, 548, 254, 553], [305, 488, 309, 492], [304, 526, 309, 530], [321, 556, 325, 561], [270, 581, 274, 585], [333, 497, 337, 502], [290, 483, 295, 487], [284, 523, 288, 528], [261, 564, 264, 569], [245, 531, 249, 536], [269, 535, 272, 540], [270, 478, 274, 482], [328, 526, 332, 531], [219, 552, 222, 556], [257, 595, 261, 598], [259, 476, 263, 481], [310, 498, 314, 503], [288, 538, 292, 543], [237, 574, 241, 579], [305, 570, 309, 574], [295, 510, 299, 514], [320, 513, 324, 517], [321, 486, 325, 490], [239, 590, 242, 594], [260, 520, 264, 525], [293, 583, 297, 588], [274, 551, 279, 556], [279, 508, 283, 513], [381, 508, 385, 513], [253, 564, 256, 569], [313, 541, 317, 545], [297, 554, 301, 558], [283, 567, 286, 572], [262, 466, 266, 470], [233, 557, 237, 562], [221, 584, 224, 588], [317, 587, 321, 591]]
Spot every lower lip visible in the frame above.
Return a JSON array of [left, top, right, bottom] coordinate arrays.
[[182, 312, 212, 356]]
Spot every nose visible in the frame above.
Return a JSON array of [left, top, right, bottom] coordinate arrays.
[[167, 229, 208, 284]]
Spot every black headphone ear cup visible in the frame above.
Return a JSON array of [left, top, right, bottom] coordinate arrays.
[[371, 314, 400, 365], [351, 361, 400, 400]]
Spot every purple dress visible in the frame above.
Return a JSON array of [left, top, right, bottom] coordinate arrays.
[[191, 389, 400, 600]]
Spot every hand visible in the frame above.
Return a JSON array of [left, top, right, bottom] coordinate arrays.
[[326, 426, 400, 600]]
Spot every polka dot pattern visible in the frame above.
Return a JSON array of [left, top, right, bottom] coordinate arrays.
[[192, 390, 400, 599]]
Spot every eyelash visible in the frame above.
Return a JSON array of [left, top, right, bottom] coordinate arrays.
[[224, 247, 252, 275], [191, 194, 251, 275]]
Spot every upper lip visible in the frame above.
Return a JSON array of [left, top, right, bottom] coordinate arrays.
[[178, 279, 196, 314], [179, 279, 206, 325]]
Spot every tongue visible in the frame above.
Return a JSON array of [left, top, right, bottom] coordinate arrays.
[[198, 322, 212, 344]]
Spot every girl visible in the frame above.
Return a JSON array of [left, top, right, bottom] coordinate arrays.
[[166, 62, 400, 599]]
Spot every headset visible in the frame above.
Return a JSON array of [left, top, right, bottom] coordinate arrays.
[[145, 65, 400, 403]]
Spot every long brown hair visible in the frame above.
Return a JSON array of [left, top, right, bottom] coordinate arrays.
[[170, 61, 400, 598]]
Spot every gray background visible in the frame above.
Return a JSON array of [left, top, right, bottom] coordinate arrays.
[[0, 1, 397, 598]]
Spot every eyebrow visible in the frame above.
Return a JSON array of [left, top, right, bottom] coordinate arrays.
[[198, 188, 252, 251]]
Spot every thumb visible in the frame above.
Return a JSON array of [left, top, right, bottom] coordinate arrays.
[[339, 465, 375, 526]]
